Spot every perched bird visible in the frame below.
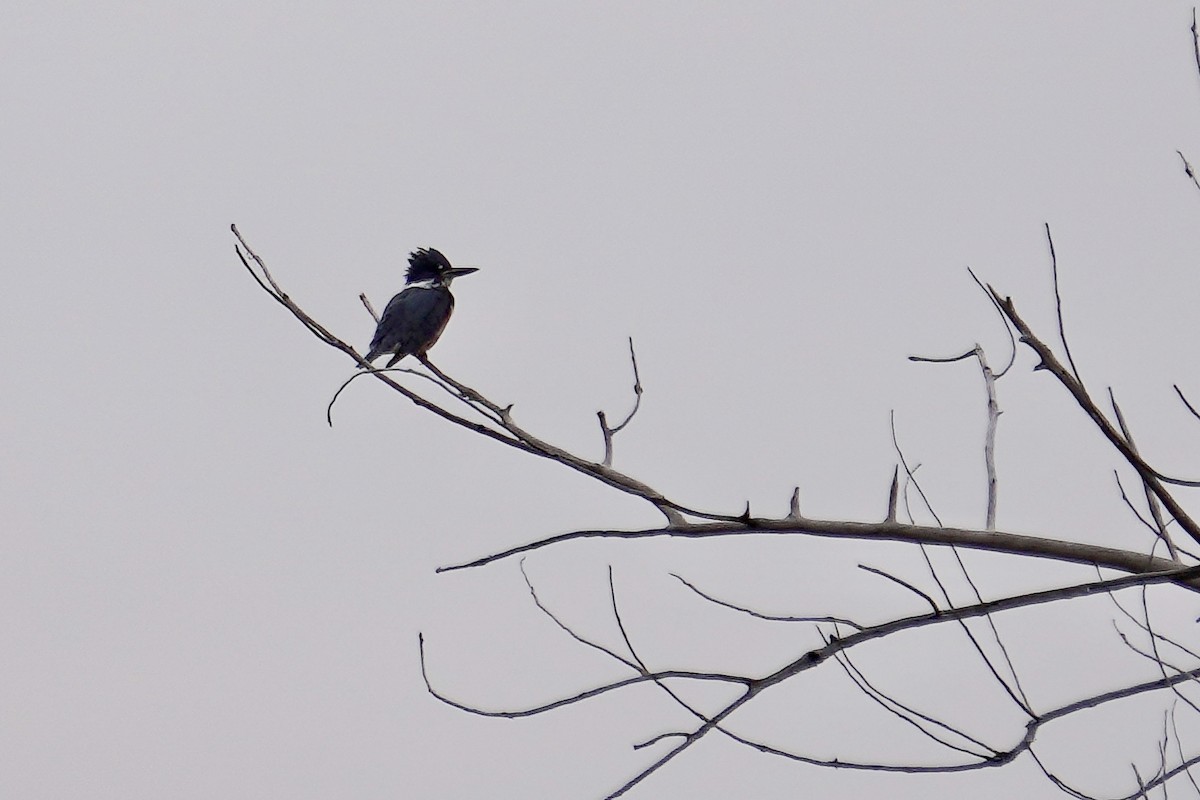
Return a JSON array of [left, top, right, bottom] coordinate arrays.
[[362, 248, 479, 368]]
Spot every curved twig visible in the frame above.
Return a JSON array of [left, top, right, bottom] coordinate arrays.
[[670, 573, 864, 629], [858, 564, 939, 614], [1044, 223, 1084, 386]]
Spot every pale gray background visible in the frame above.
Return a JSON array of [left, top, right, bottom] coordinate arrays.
[[6, 3, 1200, 798]]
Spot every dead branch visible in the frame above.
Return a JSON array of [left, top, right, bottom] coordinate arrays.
[[989, 287, 1200, 550], [437, 518, 1191, 588], [238, 219, 1200, 799]]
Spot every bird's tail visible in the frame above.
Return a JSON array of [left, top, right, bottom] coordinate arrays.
[[358, 349, 382, 369]]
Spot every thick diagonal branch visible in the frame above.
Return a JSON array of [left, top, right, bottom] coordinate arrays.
[[990, 289, 1200, 550]]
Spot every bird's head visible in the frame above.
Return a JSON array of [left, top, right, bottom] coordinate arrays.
[[405, 248, 479, 287]]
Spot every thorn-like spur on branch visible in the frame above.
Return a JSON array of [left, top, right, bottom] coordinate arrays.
[[889, 411, 943, 527], [1179, 150, 1200, 194], [1192, 9, 1200, 95], [421, 350, 685, 526], [886, 467, 900, 523], [633, 732, 687, 750], [232, 226, 688, 526], [988, 287, 1200, 550], [597, 337, 644, 468], [788, 486, 802, 520]]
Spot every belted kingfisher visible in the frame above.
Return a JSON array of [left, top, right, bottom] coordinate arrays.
[[361, 248, 478, 368]]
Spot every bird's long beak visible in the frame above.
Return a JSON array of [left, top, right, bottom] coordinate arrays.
[[446, 266, 479, 279]]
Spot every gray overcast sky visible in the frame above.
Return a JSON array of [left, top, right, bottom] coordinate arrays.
[[6, 3, 1200, 798]]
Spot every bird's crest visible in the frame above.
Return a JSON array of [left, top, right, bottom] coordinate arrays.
[[406, 248, 453, 283]]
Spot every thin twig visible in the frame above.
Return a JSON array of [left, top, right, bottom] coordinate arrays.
[[520, 559, 639, 671], [968, 266, 1017, 378], [598, 338, 644, 467], [1173, 384, 1200, 424], [1169, 702, 1200, 795], [892, 407, 1033, 715], [604, 566, 732, 740], [1139, 581, 1200, 718], [1045, 223, 1083, 385], [858, 565, 939, 613], [1111, 388, 1180, 560], [326, 363, 506, 428], [833, 647, 998, 758], [418, 633, 746, 719], [1105, 580, 1200, 716], [604, 567, 1200, 797], [670, 573, 864, 629], [359, 293, 380, 323], [889, 411, 943, 527], [1115, 471, 1172, 540]]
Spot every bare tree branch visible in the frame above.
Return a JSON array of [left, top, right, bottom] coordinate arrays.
[[989, 287, 1200, 549], [604, 572, 1200, 797], [233, 225, 690, 525], [438, 517, 1193, 584], [238, 197, 1200, 799]]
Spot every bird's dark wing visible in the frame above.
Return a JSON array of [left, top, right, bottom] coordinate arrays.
[[364, 286, 455, 366]]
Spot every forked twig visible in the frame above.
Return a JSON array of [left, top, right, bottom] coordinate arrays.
[[598, 337, 644, 467]]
